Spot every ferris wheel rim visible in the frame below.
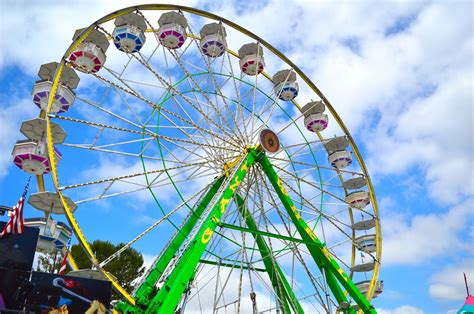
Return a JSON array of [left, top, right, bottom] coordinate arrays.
[[39, 3, 382, 310]]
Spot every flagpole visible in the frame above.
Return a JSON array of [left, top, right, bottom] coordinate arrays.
[[465, 272, 471, 298], [22, 176, 31, 199]]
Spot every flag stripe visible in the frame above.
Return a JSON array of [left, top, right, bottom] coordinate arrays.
[[0, 197, 25, 239]]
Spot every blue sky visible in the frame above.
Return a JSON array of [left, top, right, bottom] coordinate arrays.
[[0, 1, 472, 313]]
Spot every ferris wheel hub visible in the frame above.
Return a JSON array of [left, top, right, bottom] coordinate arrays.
[[259, 129, 280, 153]]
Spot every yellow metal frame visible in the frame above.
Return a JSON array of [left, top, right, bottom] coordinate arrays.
[[43, 3, 381, 307]]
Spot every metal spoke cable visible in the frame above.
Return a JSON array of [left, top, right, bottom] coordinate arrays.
[[99, 183, 209, 267]]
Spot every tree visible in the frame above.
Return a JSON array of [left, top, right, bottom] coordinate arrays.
[[36, 250, 64, 273], [71, 240, 145, 295]]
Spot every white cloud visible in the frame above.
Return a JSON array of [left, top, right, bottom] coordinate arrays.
[[382, 198, 473, 266], [2, 0, 471, 207], [0, 98, 37, 178], [377, 305, 425, 314], [214, 1, 472, 208], [141, 253, 156, 271], [0, 0, 199, 74], [429, 259, 474, 301]]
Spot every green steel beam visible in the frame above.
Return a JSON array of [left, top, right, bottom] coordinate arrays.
[[199, 259, 267, 272], [234, 194, 304, 314], [257, 153, 376, 313], [217, 221, 311, 246], [117, 175, 226, 312], [146, 150, 258, 313]]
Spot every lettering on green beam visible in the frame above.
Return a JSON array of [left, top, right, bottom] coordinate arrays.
[[304, 226, 316, 240], [220, 198, 230, 213], [337, 267, 348, 282], [229, 177, 241, 193], [290, 205, 302, 220], [241, 161, 249, 173], [277, 178, 289, 196], [202, 227, 213, 244]]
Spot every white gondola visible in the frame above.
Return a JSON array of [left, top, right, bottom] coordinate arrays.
[[273, 69, 298, 101], [355, 234, 376, 253], [24, 217, 72, 253], [113, 12, 147, 53], [352, 218, 376, 230], [32, 81, 76, 114], [238, 43, 264, 75], [12, 140, 61, 175], [69, 28, 109, 73], [351, 261, 375, 272], [325, 136, 349, 152], [345, 190, 370, 209], [20, 118, 67, 144], [157, 12, 188, 49], [328, 150, 352, 169], [354, 280, 384, 299], [68, 269, 111, 281], [302, 100, 328, 132], [200, 23, 227, 58], [32, 62, 79, 114], [342, 176, 367, 190], [28, 192, 77, 214]]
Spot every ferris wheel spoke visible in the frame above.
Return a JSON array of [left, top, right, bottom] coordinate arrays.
[[283, 139, 327, 157], [255, 169, 339, 310], [161, 95, 221, 158], [186, 24, 249, 144], [52, 114, 154, 137], [248, 169, 298, 311], [237, 78, 262, 139], [113, 85, 148, 127], [92, 68, 241, 152], [59, 158, 217, 191], [74, 167, 217, 205], [269, 155, 365, 177], [281, 138, 329, 149], [173, 92, 237, 140], [277, 177, 357, 244], [223, 50, 252, 143], [131, 53, 240, 148], [168, 60, 242, 146], [120, 77, 168, 90], [275, 112, 305, 137], [153, 108, 221, 162], [68, 136, 155, 150], [279, 167, 375, 218], [75, 95, 150, 132], [98, 183, 211, 268]]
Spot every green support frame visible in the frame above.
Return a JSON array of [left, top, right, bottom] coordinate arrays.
[[234, 194, 304, 313], [118, 148, 375, 313], [145, 150, 258, 313], [257, 153, 376, 314], [117, 176, 226, 312]]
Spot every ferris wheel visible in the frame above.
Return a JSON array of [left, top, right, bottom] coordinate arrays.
[[12, 4, 383, 313]]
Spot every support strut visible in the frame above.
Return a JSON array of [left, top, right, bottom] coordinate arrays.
[[257, 153, 375, 313], [117, 175, 226, 312], [234, 194, 304, 313], [146, 150, 258, 313]]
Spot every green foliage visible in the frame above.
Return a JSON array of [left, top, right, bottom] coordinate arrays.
[[36, 250, 64, 273], [71, 240, 145, 294]]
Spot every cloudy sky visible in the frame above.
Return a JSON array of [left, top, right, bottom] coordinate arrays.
[[0, 0, 472, 313]]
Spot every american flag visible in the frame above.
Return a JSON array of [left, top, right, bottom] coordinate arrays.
[[58, 238, 71, 275], [0, 177, 30, 239], [0, 197, 25, 238]]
